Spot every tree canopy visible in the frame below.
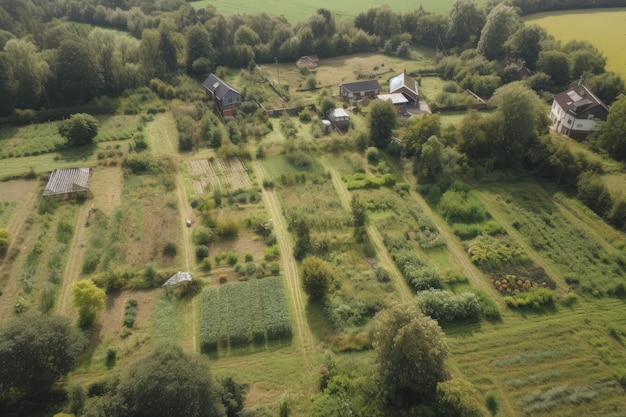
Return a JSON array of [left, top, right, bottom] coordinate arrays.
[[369, 99, 397, 149], [599, 94, 626, 161], [72, 279, 105, 327], [300, 255, 333, 301], [372, 303, 449, 406], [58, 113, 99, 146], [117, 344, 227, 417], [0, 315, 86, 403]]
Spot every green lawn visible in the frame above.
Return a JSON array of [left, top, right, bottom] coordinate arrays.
[[189, 0, 488, 22], [525, 8, 626, 80]]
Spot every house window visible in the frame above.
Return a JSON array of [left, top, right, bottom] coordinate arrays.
[[567, 119, 572, 125], [576, 123, 583, 128], [587, 114, 594, 120]]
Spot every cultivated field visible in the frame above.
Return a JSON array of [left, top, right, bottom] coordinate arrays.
[[186, 157, 253, 195], [525, 8, 626, 79], [2, 49, 626, 416], [190, 0, 489, 21]]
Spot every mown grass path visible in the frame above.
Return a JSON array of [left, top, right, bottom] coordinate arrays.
[[252, 160, 314, 366], [57, 202, 92, 315]]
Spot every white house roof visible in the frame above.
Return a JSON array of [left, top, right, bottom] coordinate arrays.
[[390, 72, 419, 96], [43, 168, 91, 196], [377, 93, 409, 104]]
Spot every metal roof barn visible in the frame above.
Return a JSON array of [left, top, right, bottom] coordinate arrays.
[[43, 168, 91, 196]]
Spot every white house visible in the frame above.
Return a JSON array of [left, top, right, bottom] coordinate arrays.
[[550, 83, 608, 140]]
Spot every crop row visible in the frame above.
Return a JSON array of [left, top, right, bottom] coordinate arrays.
[[200, 276, 291, 351], [494, 188, 626, 294], [186, 158, 253, 195]]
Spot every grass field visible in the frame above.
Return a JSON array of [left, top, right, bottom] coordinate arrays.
[[525, 8, 626, 79], [190, 0, 488, 22]]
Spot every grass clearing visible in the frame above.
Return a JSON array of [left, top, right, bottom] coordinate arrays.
[[525, 8, 626, 79]]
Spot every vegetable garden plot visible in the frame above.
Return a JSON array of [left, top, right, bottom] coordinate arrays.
[[480, 186, 626, 295], [185, 158, 253, 195], [200, 276, 291, 352]]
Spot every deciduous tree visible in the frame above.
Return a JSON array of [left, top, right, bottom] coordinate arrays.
[[477, 3, 520, 60], [599, 94, 626, 161], [369, 99, 397, 149], [117, 344, 227, 417], [487, 81, 549, 167], [58, 113, 99, 147], [373, 303, 449, 406], [301, 256, 333, 301], [0, 315, 86, 402], [72, 279, 105, 327], [446, 0, 485, 47]]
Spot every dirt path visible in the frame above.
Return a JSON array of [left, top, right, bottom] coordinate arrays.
[[175, 162, 198, 353], [324, 163, 413, 302], [56, 202, 92, 315], [252, 161, 314, 366]]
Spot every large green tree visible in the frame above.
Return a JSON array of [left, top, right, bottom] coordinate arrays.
[[505, 24, 547, 68], [58, 113, 99, 147], [56, 37, 104, 104], [477, 3, 520, 60], [72, 279, 105, 327], [0, 315, 86, 403], [373, 303, 448, 406], [117, 344, 227, 417], [586, 72, 625, 105], [487, 81, 549, 167], [599, 94, 626, 161], [369, 99, 397, 149], [2, 38, 49, 109], [300, 256, 333, 301], [446, 0, 485, 47]]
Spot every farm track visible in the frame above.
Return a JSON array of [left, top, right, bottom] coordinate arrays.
[[56, 202, 92, 315], [0, 182, 39, 321], [323, 163, 412, 302], [252, 161, 314, 366], [175, 160, 198, 352]]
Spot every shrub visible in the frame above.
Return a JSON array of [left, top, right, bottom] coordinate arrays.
[[195, 245, 209, 260], [504, 288, 554, 308], [264, 244, 280, 260], [216, 220, 239, 238], [416, 290, 480, 322], [192, 225, 214, 245], [438, 189, 489, 224], [485, 391, 498, 415], [163, 242, 177, 257], [123, 299, 138, 328], [299, 110, 312, 123]]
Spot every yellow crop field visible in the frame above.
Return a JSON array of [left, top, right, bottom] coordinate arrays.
[[525, 8, 626, 79]]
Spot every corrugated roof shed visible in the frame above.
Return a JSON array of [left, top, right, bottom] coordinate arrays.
[[43, 168, 91, 196]]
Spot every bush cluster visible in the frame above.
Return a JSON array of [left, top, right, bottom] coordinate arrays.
[[342, 172, 397, 190], [123, 299, 138, 328], [416, 290, 480, 323], [504, 288, 554, 308]]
